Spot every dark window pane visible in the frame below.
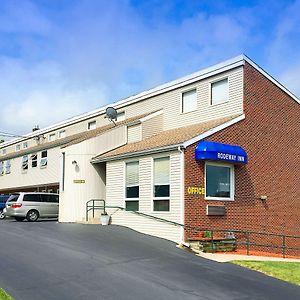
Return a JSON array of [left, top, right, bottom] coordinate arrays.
[[126, 186, 139, 198], [39, 195, 48, 202], [41, 151, 47, 158], [154, 185, 170, 197], [23, 194, 41, 202], [125, 201, 139, 211], [206, 165, 231, 198], [50, 195, 59, 203], [153, 200, 169, 211]]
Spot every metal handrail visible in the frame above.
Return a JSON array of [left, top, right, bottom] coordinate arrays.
[[88, 203, 300, 257], [86, 199, 106, 221]]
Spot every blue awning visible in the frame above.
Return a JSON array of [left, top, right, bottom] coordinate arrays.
[[195, 141, 248, 164]]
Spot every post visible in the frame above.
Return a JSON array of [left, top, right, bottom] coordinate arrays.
[[246, 231, 250, 256], [211, 230, 214, 253], [92, 200, 95, 219], [282, 235, 286, 258]]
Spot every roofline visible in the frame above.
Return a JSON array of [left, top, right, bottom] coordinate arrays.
[[3, 54, 299, 149], [91, 144, 182, 163], [1, 55, 246, 149], [182, 114, 245, 148], [91, 114, 245, 163]]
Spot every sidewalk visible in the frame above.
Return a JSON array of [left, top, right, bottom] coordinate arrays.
[[196, 251, 300, 263]]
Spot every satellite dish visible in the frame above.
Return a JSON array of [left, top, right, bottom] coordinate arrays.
[[105, 107, 117, 122]]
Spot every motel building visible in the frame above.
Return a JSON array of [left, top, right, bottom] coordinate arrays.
[[0, 55, 299, 253]]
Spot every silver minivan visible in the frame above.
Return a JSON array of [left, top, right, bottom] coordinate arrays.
[[5, 192, 59, 222]]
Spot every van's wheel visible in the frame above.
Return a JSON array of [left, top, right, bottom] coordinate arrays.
[[0, 210, 5, 219], [26, 210, 39, 222], [15, 217, 25, 222]]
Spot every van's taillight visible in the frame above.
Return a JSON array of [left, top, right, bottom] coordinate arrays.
[[11, 203, 22, 208]]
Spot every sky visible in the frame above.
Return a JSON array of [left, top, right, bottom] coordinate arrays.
[[0, 0, 300, 137]]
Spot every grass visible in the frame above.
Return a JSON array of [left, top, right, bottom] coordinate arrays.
[[232, 261, 300, 286], [0, 289, 13, 300]]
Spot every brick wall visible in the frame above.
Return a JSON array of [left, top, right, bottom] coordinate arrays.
[[184, 63, 300, 253]]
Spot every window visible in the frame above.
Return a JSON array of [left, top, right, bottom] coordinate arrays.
[[49, 133, 56, 141], [58, 130, 66, 138], [22, 155, 28, 170], [153, 157, 170, 211], [40, 151, 47, 168], [5, 160, 11, 174], [205, 163, 234, 200], [211, 78, 228, 105], [31, 154, 37, 168], [0, 161, 3, 175], [182, 89, 197, 113], [16, 144, 21, 151], [125, 161, 139, 211], [117, 112, 125, 122], [88, 121, 96, 130], [23, 194, 41, 202], [23, 142, 28, 149]]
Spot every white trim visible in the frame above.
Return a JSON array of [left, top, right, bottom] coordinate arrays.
[[183, 114, 245, 148], [178, 147, 185, 242], [204, 162, 235, 201], [139, 110, 163, 122], [243, 55, 300, 105]]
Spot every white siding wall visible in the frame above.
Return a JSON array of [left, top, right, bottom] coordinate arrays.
[[0, 148, 60, 189], [59, 125, 127, 222], [142, 113, 163, 139], [105, 151, 183, 243]]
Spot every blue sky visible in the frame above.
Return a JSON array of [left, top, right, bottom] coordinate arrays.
[[0, 0, 300, 135]]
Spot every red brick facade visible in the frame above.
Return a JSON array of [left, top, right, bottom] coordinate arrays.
[[184, 63, 300, 252]]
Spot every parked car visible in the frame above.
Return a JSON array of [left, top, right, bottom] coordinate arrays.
[[0, 195, 10, 219], [5, 192, 59, 222]]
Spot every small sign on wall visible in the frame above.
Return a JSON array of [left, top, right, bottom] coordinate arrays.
[[73, 179, 85, 184], [187, 186, 205, 195]]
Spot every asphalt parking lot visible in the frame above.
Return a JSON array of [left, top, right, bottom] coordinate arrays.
[[0, 219, 299, 300]]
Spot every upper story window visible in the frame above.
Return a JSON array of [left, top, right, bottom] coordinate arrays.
[[16, 144, 21, 151], [40, 151, 47, 168], [0, 161, 3, 175], [23, 142, 28, 149], [182, 89, 197, 113], [31, 154, 37, 168], [117, 112, 125, 122], [88, 121, 96, 130], [205, 162, 234, 201], [153, 157, 170, 211], [58, 130, 66, 138], [22, 155, 29, 171], [125, 161, 139, 211], [5, 160, 11, 174], [49, 133, 56, 142], [211, 78, 228, 105]]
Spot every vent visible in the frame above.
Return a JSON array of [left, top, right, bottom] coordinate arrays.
[[206, 205, 226, 216]]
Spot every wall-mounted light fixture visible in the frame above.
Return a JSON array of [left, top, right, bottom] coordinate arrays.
[[260, 195, 267, 201], [72, 160, 78, 165]]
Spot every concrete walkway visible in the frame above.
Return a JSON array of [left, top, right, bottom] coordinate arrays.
[[196, 251, 300, 263]]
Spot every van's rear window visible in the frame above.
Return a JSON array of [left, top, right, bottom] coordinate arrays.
[[7, 194, 19, 202]]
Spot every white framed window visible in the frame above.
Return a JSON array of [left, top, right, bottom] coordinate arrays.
[[153, 157, 170, 211], [40, 150, 47, 168], [0, 161, 3, 175], [5, 160, 11, 174], [58, 130, 66, 138], [23, 142, 28, 149], [125, 161, 139, 211], [49, 133, 56, 141], [22, 155, 29, 171], [31, 153, 37, 168], [88, 121, 96, 130], [16, 144, 21, 151], [181, 89, 197, 113], [205, 162, 234, 201], [117, 112, 125, 122], [2, 149, 6, 155], [211, 78, 229, 105]]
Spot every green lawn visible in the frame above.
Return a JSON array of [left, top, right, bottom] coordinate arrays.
[[0, 289, 13, 300], [232, 261, 300, 286]]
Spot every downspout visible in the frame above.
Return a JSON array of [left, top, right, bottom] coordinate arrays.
[[178, 146, 186, 244]]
